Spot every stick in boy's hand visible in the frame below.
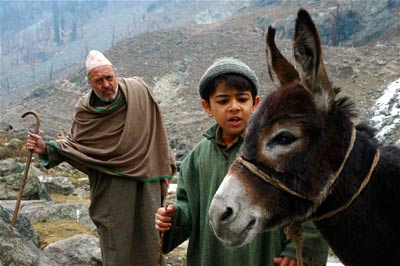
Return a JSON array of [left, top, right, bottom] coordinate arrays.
[[155, 205, 176, 232], [156, 205, 176, 266]]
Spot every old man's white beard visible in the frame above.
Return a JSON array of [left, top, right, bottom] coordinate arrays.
[[93, 85, 119, 103]]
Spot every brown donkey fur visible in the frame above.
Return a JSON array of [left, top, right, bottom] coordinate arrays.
[[209, 8, 400, 266]]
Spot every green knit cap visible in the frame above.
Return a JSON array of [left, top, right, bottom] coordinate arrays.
[[198, 57, 259, 99]]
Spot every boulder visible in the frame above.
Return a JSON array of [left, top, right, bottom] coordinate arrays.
[[16, 201, 95, 230], [0, 159, 51, 201], [38, 175, 75, 195], [0, 215, 57, 266], [43, 234, 101, 266], [0, 205, 40, 247]]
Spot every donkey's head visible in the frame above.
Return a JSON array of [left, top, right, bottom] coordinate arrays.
[[209, 8, 356, 247]]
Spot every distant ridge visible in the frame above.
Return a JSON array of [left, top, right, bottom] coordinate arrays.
[[1, 1, 399, 149]]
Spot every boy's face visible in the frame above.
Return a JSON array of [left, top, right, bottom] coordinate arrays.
[[202, 82, 260, 138]]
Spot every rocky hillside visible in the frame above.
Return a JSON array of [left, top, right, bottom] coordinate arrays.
[[1, 1, 399, 149], [0, 0, 253, 98]]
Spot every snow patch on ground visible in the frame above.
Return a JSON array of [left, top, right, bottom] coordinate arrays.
[[371, 78, 400, 142]]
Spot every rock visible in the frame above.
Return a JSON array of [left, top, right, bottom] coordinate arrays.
[[16, 201, 95, 230], [38, 175, 75, 195], [0, 158, 23, 177], [164, 240, 188, 266], [72, 184, 91, 199], [0, 122, 13, 132], [0, 158, 51, 200], [43, 234, 101, 266], [337, 65, 354, 79], [0, 216, 57, 266], [0, 205, 40, 247], [7, 138, 23, 148], [0, 199, 95, 230], [175, 150, 189, 162]]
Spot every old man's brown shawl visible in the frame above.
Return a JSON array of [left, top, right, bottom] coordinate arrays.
[[48, 77, 175, 181]]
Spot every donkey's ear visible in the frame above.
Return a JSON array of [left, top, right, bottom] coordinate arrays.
[[266, 26, 299, 87], [293, 8, 334, 112]]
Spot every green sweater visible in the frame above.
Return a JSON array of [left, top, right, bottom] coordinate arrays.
[[164, 124, 329, 266]]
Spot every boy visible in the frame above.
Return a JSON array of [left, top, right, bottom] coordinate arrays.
[[155, 58, 328, 266]]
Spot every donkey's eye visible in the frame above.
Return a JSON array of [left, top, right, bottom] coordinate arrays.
[[269, 132, 297, 146]]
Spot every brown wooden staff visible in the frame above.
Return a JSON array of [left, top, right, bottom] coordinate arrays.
[[11, 111, 40, 227], [156, 205, 168, 266], [157, 179, 170, 266]]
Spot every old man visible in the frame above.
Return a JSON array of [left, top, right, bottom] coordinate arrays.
[[27, 50, 175, 266]]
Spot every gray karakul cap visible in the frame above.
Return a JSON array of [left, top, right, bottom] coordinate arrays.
[[198, 57, 259, 99]]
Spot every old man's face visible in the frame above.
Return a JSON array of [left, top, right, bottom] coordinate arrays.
[[88, 65, 118, 102]]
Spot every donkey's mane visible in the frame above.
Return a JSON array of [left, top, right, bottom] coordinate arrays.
[[331, 87, 382, 143], [331, 87, 358, 120]]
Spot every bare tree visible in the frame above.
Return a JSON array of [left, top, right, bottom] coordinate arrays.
[[49, 63, 54, 81], [31, 61, 36, 82], [111, 26, 116, 46]]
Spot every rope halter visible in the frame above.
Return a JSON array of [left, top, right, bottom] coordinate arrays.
[[235, 127, 380, 265]]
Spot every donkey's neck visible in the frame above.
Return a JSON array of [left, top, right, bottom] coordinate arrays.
[[311, 131, 381, 265], [313, 130, 378, 218]]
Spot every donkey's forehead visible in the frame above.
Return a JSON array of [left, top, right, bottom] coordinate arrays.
[[242, 82, 318, 160], [257, 82, 316, 123]]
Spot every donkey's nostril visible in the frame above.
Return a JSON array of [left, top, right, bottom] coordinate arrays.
[[245, 218, 256, 230], [220, 207, 233, 222]]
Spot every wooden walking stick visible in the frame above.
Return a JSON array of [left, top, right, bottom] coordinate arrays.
[[11, 111, 40, 227], [157, 180, 169, 266], [156, 205, 168, 266]]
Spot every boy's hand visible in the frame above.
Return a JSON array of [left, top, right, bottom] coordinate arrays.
[[27, 133, 46, 154], [155, 205, 176, 232], [273, 256, 297, 266]]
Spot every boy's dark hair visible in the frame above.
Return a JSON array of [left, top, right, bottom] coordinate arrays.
[[199, 57, 260, 101], [203, 74, 258, 104]]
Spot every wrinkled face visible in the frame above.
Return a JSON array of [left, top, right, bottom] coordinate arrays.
[[201, 82, 260, 138], [88, 65, 118, 102], [209, 84, 324, 247]]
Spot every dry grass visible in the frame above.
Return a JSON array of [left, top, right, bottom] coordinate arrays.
[[32, 219, 97, 248], [0, 132, 27, 161], [33, 193, 93, 248], [50, 193, 90, 205]]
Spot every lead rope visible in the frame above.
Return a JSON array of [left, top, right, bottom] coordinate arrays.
[[310, 150, 380, 222], [284, 150, 380, 266], [236, 157, 311, 201], [284, 222, 303, 266], [237, 128, 381, 266]]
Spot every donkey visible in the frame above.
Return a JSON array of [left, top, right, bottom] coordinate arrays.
[[209, 8, 400, 266]]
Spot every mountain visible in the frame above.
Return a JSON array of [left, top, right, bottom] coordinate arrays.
[[1, 0, 399, 150], [0, 0, 252, 98]]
